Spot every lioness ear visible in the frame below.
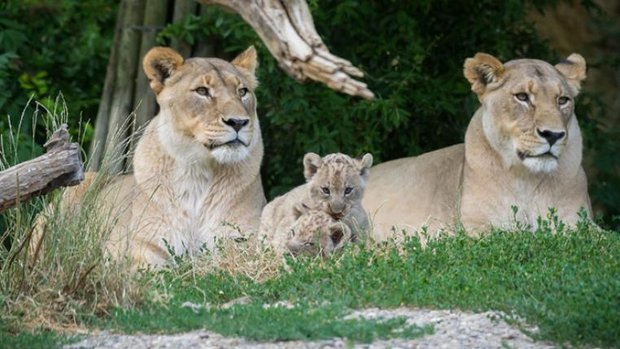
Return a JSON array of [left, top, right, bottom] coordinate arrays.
[[231, 46, 258, 76], [464, 53, 506, 96], [303, 152, 322, 181], [357, 153, 373, 178], [143, 47, 184, 94], [555, 53, 587, 96]]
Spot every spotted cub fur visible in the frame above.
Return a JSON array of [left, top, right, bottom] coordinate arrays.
[[285, 204, 352, 257], [259, 152, 373, 255]]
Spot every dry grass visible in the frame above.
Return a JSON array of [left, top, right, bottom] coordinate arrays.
[[194, 234, 284, 283], [0, 102, 148, 334]]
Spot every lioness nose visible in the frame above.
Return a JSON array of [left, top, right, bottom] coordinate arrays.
[[223, 118, 249, 132], [537, 129, 565, 146]]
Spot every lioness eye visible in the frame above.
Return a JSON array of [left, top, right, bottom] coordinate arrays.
[[238, 87, 249, 98], [558, 96, 570, 105], [515, 93, 529, 102], [195, 87, 210, 96], [344, 187, 353, 195], [321, 187, 330, 195]]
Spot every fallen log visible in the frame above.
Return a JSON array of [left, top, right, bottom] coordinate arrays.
[[0, 124, 84, 212], [199, 0, 375, 100]]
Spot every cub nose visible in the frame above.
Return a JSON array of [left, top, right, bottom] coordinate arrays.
[[223, 118, 249, 132], [537, 129, 565, 146]]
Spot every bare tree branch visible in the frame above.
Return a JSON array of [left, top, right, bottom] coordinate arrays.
[[199, 0, 375, 99]]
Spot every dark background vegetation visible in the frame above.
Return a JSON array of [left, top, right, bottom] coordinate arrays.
[[1, 0, 618, 227]]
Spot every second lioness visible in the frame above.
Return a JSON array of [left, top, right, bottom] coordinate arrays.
[[259, 152, 373, 254]]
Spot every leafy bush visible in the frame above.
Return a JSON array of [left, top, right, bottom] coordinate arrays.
[[0, 0, 117, 163]]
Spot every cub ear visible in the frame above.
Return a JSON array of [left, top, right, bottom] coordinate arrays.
[[357, 153, 373, 178], [143, 47, 184, 94], [303, 152, 323, 181], [463, 53, 506, 96], [231, 46, 258, 77], [555, 53, 587, 96]]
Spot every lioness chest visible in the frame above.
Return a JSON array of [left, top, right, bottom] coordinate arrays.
[[148, 165, 230, 255]]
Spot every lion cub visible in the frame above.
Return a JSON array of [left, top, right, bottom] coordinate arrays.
[[285, 204, 352, 257], [259, 152, 373, 255]]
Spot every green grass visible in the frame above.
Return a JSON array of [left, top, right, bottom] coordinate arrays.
[[0, 329, 68, 349], [90, 216, 620, 347]]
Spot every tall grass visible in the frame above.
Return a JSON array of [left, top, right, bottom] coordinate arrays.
[[0, 100, 144, 333]]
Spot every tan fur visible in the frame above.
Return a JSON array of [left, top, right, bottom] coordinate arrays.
[[259, 152, 373, 253], [50, 47, 268, 267], [285, 205, 352, 257], [364, 53, 592, 240]]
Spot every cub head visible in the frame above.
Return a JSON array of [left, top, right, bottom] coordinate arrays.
[[464, 52, 586, 173], [143, 46, 260, 164], [285, 204, 352, 258], [303, 152, 373, 220]]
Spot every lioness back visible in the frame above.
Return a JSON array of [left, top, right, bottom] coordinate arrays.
[[259, 152, 372, 254], [364, 144, 464, 241], [364, 52, 592, 240]]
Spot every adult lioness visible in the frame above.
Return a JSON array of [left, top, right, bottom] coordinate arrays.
[[364, 53, 592, 240], [103, 46, 266, 265]]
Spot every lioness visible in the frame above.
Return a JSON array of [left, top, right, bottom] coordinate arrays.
[[259, 152, 373, 252], [363, 53, 592, 240], [93, 46, 265, 266]]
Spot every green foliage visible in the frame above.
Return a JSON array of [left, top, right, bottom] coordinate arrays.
[[102, 216, 619, 347], [0, 0, 116, 154]]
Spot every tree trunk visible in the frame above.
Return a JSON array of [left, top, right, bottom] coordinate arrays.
[[89, 0, 125, 171], [0, 125, 84, 212], [128, 0, 169, 168], [103, 0, 146, 174], [171, 0, 199, 57]]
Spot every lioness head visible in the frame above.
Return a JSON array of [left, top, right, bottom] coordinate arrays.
[[285, 204, 352, 257], [303, 152, 373, 220], [464, 52, 586, 173], [143, 46, 260, 164]]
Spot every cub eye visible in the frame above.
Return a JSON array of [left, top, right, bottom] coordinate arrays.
[[558, 96, 570, 106], [321, 187, 330, 195], [195, 87, 210, 97], [344, 187, 353, 195], [304, 241, 315, 247], [514, 93, 529, 102], [238, 87, 249, 98]]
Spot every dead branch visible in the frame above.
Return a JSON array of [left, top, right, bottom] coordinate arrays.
[[198, 0, 375, 99], [0, 124, 84, 212]]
